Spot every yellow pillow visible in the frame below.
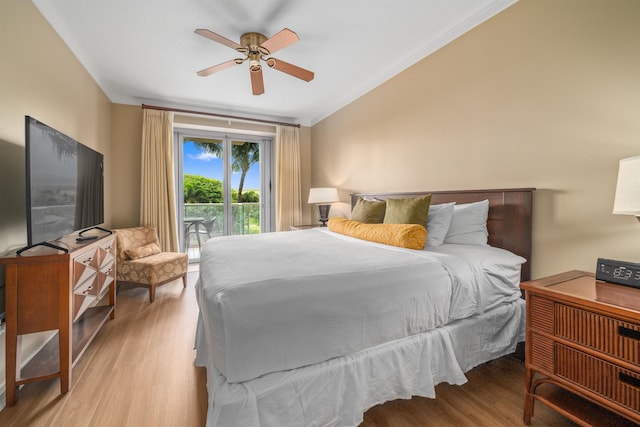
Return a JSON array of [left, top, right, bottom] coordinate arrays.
[[328, 217, 427, 250], [124, 242, 161, 260]]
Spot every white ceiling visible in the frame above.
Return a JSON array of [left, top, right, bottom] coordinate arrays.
[[33, 0, 517, 126]]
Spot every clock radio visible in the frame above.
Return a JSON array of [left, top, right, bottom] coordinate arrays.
[[596, 258, 640, 289]]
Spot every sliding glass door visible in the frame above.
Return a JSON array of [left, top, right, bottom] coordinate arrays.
[[175, 129, 273, 261]]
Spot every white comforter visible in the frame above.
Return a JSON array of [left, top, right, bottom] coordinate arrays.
[[196, 228, 523, 383]]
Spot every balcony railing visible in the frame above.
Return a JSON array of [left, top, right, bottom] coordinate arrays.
[[184, 202, 260, 236], [183, 203, 260, 260]]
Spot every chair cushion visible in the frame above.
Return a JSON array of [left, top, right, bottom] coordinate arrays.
[[124, 242, 161, 260], [117, 252, 188, 285], [114, 226, 161, 264]]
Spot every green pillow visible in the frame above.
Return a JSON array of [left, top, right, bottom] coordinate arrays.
[[351, 197, 386, 223], [383, 195, 432, 225]]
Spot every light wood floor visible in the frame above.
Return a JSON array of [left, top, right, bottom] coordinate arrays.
[[0, 269, 577, 427]]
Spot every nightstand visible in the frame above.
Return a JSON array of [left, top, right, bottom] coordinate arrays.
[[290, 224, 325, 231], [521, 270, 640, 426]]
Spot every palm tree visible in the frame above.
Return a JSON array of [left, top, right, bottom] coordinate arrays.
[[189, 139, 259, 203], [231, 142, 259, 203]]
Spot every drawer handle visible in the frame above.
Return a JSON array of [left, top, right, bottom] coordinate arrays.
[[619, 373, 640, 389], [618, 326, 640, 341]]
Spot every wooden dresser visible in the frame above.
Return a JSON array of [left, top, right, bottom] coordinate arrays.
[[521, 270, 640, 426], [0, 232, 116, 406]]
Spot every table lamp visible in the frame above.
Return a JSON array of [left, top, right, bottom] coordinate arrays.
[[613, 155, 640, 222], [308, 187, 339, 226]]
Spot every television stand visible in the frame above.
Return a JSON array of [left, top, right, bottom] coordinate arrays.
[[0, 232, 117, 406], [77, 225, 113, 237], [16, 241, 69, 255]]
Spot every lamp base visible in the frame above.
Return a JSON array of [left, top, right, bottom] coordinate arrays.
[[316, 204, 331, 226]]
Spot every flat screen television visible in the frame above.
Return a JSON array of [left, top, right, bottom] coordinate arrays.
[[25, 116, 104, 246]]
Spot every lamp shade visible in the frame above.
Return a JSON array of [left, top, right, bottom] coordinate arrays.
[[308, 187, 339, 204], [613, 155, 640, 215]]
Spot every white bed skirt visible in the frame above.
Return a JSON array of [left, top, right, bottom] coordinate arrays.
[[195, 298, 525, 427]]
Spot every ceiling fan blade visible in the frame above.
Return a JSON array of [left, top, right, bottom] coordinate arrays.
[[266, 58, 314, 82], [196, 59, 241, 77], [261, 28, 299, 54], [250, 66, 265, 95], [195, 29, 244, 51]]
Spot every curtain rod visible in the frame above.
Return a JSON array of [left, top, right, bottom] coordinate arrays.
[[141, 104, 300, 128]]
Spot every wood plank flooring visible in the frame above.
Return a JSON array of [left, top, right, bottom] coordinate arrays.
[[0, 269, 576, 427]]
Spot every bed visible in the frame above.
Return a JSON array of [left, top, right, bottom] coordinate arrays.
[[195, 188, 534, 427]]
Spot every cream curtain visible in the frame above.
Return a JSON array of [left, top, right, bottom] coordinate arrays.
[[140, 109, 179, 251], [275, 126, 302, 231]]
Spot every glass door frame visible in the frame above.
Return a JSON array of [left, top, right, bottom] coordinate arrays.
[[174, 127, 274, 254]]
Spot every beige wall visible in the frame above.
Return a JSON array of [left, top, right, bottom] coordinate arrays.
[[311, 0, 640, 278], [0, 0, 113, 404], [111, 104, 143, 227]]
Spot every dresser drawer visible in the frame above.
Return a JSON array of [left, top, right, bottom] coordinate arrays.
[[529, 295, 554, 334], [73, 247, 99, 267], [72, 247, 99, 288], [530, 332, 554, 373], [99, 237, 116, 254], [70, 240, 112, 320], [555, 304, 640, 366], [556, 344, 640, 412]]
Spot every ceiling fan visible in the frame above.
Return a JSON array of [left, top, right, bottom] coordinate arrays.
[[195, 28, 314, 95]]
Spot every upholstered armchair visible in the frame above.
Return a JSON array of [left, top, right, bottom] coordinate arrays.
[[114, 226, 188, 303]]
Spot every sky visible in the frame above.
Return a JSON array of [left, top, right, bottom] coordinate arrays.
[[183, 140, 261, 190]]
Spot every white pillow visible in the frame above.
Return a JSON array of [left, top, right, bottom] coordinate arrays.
[[426, 202, 455, 246], [444, 199, 489, 245]]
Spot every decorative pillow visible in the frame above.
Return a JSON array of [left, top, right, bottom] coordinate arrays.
[[444, 199, 489, 245], [426, 202, 455, 247], [383, 194, 432, 225], [351, 197, 386, 223], [124, 242, 161, 260], [328, 217, 426, 250]]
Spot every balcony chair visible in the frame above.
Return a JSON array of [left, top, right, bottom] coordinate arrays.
[[114, 226, 188, 303], [185, 217, 216, 252]]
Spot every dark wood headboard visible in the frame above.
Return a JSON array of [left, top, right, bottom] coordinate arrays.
[[351, 188, 535, 281]]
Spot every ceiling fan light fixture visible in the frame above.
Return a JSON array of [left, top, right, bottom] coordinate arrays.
[[195, 27, 314, 94], [248, 52, 261, 70]]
